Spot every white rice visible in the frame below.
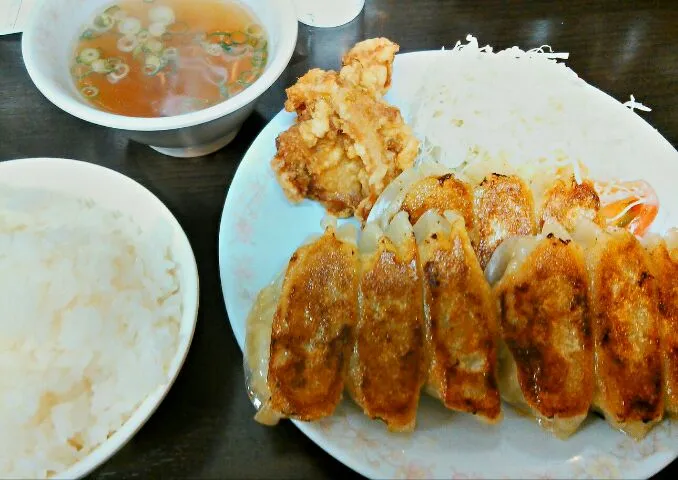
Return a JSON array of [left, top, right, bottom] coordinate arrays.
[[408, 35, 651, 182], [0, 185, 181, 479]]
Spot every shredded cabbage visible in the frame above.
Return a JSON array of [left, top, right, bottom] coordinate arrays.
[[408, 35, 645, 186]]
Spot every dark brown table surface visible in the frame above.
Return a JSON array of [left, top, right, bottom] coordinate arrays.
[[2, 1, 678, 478]]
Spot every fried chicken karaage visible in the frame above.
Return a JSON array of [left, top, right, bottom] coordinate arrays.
[[271, 38, 419, 221]]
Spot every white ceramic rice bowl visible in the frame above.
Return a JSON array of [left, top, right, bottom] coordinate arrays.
[[0, 157, 199, 479]]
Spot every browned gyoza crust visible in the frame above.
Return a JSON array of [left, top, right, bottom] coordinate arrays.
[[474, 174, 536, 269], [494, 234, 593, 435], [349, 231, 425, 431], [418, 216, 501, 422], [401, 174, 475, 232], [588, 230, 663, 437], [646, 242, 678, 416], [540, 176, 604, 231], [267, 229, 359, 421]]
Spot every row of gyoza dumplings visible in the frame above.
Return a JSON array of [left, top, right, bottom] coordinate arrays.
[[244, 163, 678, 439]]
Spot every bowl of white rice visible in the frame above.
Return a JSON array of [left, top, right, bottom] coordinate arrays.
[[0, 158, 199, 479]]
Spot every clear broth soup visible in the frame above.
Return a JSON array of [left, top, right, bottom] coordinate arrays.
[[71, 0, 268, 117]]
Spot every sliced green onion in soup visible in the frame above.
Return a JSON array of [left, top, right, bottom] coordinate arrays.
[[77, 48, 101, 65], [247, 36, 267, 50], [251, 51, 268, 68], [143, 55, 164, 75], [80, 28, 99, 40], [118, 17, 141, 35], [92, 13, 114, 32], [104, 5, 121, 15], [149, 5, 175, 25], [117, 35, 139, 53], [245, 24, 264, 38], [105, 57, 123, 69], [106, 63, 130, 83], [132, 44, 144, 59], [148, 22, 166, 37], [137, 29, 151, 43], [144, 38, 164, 54], [91, 58, 113, 74], [80, 85, 99, 98], [71, 64, 92, 80]]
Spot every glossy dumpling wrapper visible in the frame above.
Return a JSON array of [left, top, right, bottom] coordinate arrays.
[[366, 160, 468, 227], [487, 222, 594, 438], [474, 173, 537, 270], [399, 173, 475, 235], [643, 229, 678, 417], [538, 175, 604, 231], [244, 219, 359, 424], [572, 219, 663, 439], [413, 210, 501, 423], [347, 211, 425, 431]]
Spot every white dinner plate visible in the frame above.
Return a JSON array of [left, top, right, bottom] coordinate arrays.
[[0, 158, 199, 479], [219, 50, 678, 479]]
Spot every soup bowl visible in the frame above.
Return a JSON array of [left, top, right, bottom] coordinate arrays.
[[22, 0, 298, 158]]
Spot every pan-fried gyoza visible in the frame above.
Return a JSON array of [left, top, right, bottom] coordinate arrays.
[[246, 159, 673, 440], [348, 212, 425, 431], [486, 223, 593, 438], [414, 210, 501, 423]]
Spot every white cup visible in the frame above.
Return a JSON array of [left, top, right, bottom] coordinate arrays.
[[293, 0, 365, 28]]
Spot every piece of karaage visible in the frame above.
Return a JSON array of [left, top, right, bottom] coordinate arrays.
[[271, 38, 419, 221]]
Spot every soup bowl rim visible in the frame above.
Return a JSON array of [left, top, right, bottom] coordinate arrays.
[[21, 0, 298, 132]]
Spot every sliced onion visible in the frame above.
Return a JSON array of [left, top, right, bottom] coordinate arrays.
[[117, 35, 138, 53], [148, 5, 175, 25], [148, 22, 166, 37], [80, 85, 99, 98], [107, 63, 130, 83], [77, 48, 100, 65], [118, 17, 141, 35]]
